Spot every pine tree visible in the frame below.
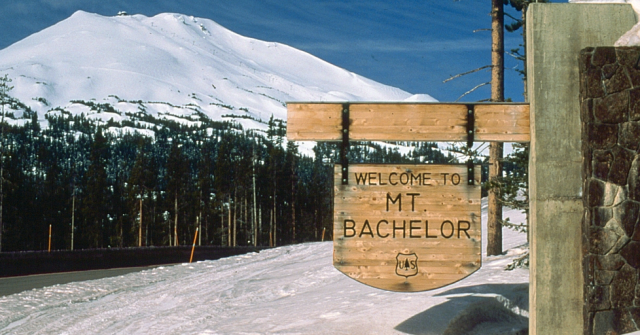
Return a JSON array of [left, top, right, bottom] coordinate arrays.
[[166, 141, 188, 246], [127, 139, 154, 247], [81, 128, 109, 248], [214, 131, 235, 246], [196, 139, 215, 246]]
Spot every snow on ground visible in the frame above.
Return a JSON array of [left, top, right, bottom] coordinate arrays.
[[0, 201, 529, 334]]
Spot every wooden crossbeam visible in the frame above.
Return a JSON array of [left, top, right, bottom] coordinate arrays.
[[286, 102, 530, 142]]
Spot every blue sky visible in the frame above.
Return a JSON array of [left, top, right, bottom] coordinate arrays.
[[0, 0, 567, 102]]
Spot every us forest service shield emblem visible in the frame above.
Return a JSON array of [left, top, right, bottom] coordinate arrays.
[[396, 253, 419, 278]]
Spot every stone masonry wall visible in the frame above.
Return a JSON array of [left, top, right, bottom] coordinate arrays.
[[580, 47, 640, 335]]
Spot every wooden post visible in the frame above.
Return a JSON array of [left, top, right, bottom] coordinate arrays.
[[189, 227, 198, 263], [321, 227, 326, 242], [48, 224, 52, 252]]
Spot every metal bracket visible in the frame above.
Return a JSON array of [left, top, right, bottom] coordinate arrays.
[[341, 104, 350, 185], [466, 105, 475, 185], [466, 105, 475, 149], [467, 160, 475, 185]]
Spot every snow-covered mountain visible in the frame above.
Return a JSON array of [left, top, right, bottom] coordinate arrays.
[[0, 10, 435, 133]]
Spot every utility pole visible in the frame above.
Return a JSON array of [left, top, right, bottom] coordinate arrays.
[[488, 0, 504, 256]]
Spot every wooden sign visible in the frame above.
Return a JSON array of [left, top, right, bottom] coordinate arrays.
[[287, 102, 530, 142], [333, 164, 481, 292]]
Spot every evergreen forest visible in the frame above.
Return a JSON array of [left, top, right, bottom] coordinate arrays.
[[0, 106, 455, 252]]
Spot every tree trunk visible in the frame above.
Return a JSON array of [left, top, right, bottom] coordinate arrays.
[[252, 148, 258, 247], [227, 199, 231, 247], [244, 193, 248, 245], [198, 189, 202, 246], [273, 189, 277, 247], [488, 0, 504, 256], [291, 165, 296, 243], [139, 198, 143, 247], [233, 189, 237, 247], [71, 192, 75, 250], [149, 203, 153, 246], [174, 193, 179, 246], [220, 205, 224, 246], [259, 207, 262, 246]]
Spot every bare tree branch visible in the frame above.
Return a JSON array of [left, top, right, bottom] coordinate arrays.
[[443, 65, 492, 83], [506, 51, 523, 60], [504, 12, 522, 23], [473, 28, 492, 33], [454, 82, 490, 102]]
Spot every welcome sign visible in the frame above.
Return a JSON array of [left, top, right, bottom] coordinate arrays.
[[333, 164, 481, 292]]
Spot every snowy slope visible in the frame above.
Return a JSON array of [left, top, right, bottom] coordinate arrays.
[[0, 201, 530, 335], [0, 11, 434, 133]]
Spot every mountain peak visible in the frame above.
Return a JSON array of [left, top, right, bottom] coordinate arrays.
[[0, 11, 434, 133]]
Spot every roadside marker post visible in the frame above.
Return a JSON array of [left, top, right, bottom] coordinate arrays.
[[189, 227, 199, 263], [48, 224, 52, 252]]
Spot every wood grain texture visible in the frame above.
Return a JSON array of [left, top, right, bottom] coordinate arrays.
[[333, 164, 482, 292], [287, 102, 530, 142]]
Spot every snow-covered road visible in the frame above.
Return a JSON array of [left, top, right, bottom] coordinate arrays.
[[0, 202, 530, 334]]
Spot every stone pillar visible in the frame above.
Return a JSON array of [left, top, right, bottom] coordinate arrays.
[[580, 46, 640, 335], [527, 4, 636, 334]]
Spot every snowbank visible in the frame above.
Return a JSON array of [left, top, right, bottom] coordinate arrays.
[[0, 201, 531, 334]]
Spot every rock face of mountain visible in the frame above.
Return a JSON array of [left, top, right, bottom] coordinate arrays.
[[0, 10, 435, 131]]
